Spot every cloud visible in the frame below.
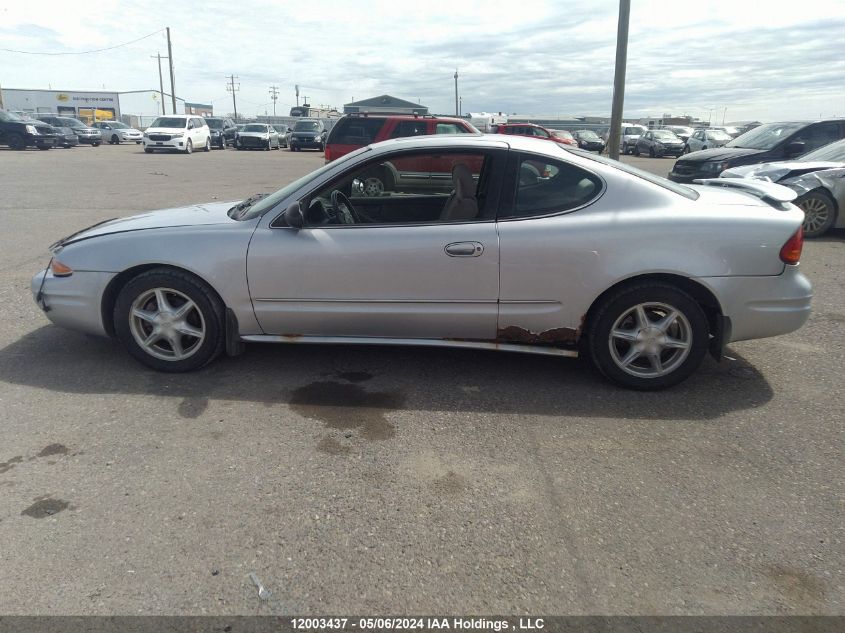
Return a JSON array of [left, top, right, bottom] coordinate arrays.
[[1, 0, 843, 121]]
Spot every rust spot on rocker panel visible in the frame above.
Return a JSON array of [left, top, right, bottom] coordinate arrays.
[[496, 325, 580, 345]]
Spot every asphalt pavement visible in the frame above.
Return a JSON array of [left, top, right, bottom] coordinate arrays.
[[0, 143, 842, 615]]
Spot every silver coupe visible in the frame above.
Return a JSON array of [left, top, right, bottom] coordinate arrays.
[[31, 135, 812, 389]]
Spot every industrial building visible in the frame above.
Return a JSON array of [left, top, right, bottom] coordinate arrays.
[[343, 95, 428, 115]]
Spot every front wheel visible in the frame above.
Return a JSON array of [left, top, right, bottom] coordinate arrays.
[[588, 283, 709, 390], [796, 190, 837, 238], [633, 145, 640, 157], [111, 134, 120, 144], [144, 147, 153, 154], [185, 139, 193, 154], [8, 134, 26, 150], [204, 137, 211, 152], [114, 268, 225, 372], [92, 142, 101, 147]]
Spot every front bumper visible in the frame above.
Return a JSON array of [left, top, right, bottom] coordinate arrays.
[[291, 136, 323, 148], [58, 134, 79, 146], [32, 268, 115, 337], [238, 136, 269, 148], [77, 134, 102, 144], [144, 136, 189, 150], [698, 265, 812, 343], [29, 135, 57, 148]]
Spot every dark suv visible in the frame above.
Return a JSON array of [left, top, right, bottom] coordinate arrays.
[[669, 119, 845, 183], [0, 110, 57, 149], [205, 117, 238, 149], [324, 113, 478, 162], [36, 115, 102, 146]]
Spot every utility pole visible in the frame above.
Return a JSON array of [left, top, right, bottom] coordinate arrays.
[[151, 52, 168, 115], [269, 85, 279, 117], [454, 70, 459, 116], [166, 27, 176, 113], [226, 75, 240, 121], [607, 0, 630, 160]]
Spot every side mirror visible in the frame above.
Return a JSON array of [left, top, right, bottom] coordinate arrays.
[[187, 122, 194, 130], [283, 202, 304, 229], [784, 141, 805, 157]]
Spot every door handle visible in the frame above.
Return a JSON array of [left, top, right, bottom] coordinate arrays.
[[444, 241, 484, 257]]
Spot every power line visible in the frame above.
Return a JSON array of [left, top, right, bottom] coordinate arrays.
[[0, 29, 165, 56]]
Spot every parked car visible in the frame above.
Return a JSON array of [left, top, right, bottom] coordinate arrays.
[[572, 130, 605, 152], [325, 113, 476, 162], [0, 109, 57, 149], [634, 130, 685, 157], [236, 123, 280, 150], [620, 124, 648, 154], [685, 128, 733, 153], [663, 126, 694, 143], [710, 126, 743, 139], [92, 121, 143, 144], [36, 115, 102, 146], [669, 119, 845, 183], [273, 124, 290, 147], [492, 123, 574, 147], [204, 117, 238, 149], [550, 130, 577, 146], [51, 124, 79, 148], [143, 115, 211, 154], [721, 138, 845, 237], [31, 135, 810, 390], [289, 119, 327, 152]]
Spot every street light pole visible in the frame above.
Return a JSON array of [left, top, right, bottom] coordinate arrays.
[[269, 85, 279, 117], [166, 27, 176, 113], [607, 0, 631, 160], [454, 70, 459, 116]]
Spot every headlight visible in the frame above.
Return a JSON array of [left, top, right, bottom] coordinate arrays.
[[26, 125, 39, 135], [702, 161, 728, 174], [171, 132, 184, 138], [143, 132, 150, 138]]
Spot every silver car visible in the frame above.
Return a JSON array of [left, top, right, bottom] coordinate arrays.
[[31, 135, 811, 390], [721, 138, 845, 237], [685, 128, 733, 153], [92, 121, 144, 144], [236, 123, 280, 150]]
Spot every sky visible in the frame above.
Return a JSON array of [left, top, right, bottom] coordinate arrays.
[[1, 0, 844, 122]]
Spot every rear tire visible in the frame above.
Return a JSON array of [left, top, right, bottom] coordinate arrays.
[[114, 268, 226, 373], [588, 282, 709, 390], [796, 190, 837, 238], [8, 134, 25, 150]]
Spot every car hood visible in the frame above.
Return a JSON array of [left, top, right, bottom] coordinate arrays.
[[293, 130, 319, 137], [721, 160, 844, 182], [145, 126, 187, 135], [681, 146, 764, 162], [52, 201, 241, 249], [239, 131, 269, 137]]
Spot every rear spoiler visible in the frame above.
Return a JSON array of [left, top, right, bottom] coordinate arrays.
[[693, 178, 797, 207]]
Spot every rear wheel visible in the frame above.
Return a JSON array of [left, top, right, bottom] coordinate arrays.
[[796, 190, 837, 238], [588, 283, 709, 390], [114, 269, 225, 372], [8, 134, 25, 150]]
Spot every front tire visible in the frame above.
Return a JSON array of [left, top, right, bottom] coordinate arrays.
[[114, 268, 225, 373], [111, 134, 120, 144], [633, 145, 640, 157], [796, 190, 837, 238], [8, 134, 25, 150], [204, 137, 211, 152], [588, 283, 709, 390], [185, 139, 193, 154], [144, 147, 153, 154]]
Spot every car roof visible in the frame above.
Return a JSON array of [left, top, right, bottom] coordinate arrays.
[[364, 133, 575, 156], [340, 113, 466, 123]]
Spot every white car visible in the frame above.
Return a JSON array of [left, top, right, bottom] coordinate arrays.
[[143, 115, 211, 154], [93, 121, 143, 145]]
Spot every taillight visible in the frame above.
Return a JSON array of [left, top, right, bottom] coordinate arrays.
[[324, 145, 332, 162], [779, 227, 804, 264]]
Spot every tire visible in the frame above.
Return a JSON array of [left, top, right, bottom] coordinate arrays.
[[113, 268, 226, 373], [38, 145, 51, 151], [360, 168, 394, 195], [796, 190, 837, 238], [111, 134, 120, 144], [265, 140, 271, 151], [144, 147, 154, 154], [587, 282, 709, 390], [92, 142, 101, 147], [702, 146, 708, 151], [136, 141, 142, 144], [204, 137, 211, 152], [633, 145, 640, 157], [8, 134, 25, 150], [683, 145, 690, 154], [648, 146, 655, 158], [185, 139, 193, 154]]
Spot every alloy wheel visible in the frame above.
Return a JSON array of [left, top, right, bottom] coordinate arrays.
[[799, 197, 832, 235], [129, 288, 206, 361], [608, 302, 692, 378]]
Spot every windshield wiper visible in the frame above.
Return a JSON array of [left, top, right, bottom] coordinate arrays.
[[228, 193, 269, 219]]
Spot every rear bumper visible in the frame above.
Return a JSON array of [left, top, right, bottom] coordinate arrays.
[[697, 265, 812, 343], [31, 268, 114, 337]]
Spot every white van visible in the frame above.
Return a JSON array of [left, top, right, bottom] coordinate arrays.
[[143, 115, 211, 154]]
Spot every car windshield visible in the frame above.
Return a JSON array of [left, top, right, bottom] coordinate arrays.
[[798, 138, 845, 162], [726, 122, 805, 150], [108, 122, 129, 129], [0, 110, 26, 122], [59, 118, 86, 128], [552, 131, 573, 139], [579, 131, 599, 139], [237, 146, 372, 221], [653, 131, 679, 140], [294, 121, 319, 131], [205, 119, 224, 129], [577, 150, 699, 200], [706, 130, 732, 140], [150, 117, 187, 129], [623, 127, 644, 135], [243, 124, 267, 132]]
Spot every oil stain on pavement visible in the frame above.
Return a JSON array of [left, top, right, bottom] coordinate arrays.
[[21, 496, 72, 519]]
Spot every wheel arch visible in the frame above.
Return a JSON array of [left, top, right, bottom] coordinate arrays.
[[100, 263, 226, 337], [582, 272, 725, 350]]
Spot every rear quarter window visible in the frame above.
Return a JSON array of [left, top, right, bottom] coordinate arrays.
[[328, 118, 384, 145]]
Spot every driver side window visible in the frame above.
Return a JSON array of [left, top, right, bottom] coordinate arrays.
[[304, 150, 494, 227]]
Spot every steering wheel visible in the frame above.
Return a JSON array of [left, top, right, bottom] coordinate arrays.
[[330, 190, 360, 224]]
